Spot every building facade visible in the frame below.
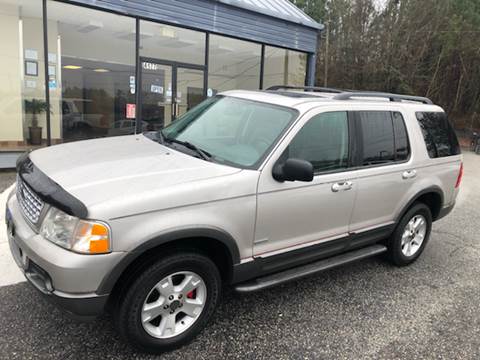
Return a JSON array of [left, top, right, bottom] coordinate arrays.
[[0, 0, 322, 167]]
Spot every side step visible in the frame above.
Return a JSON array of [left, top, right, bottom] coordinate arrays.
[[234, 244, 387, 293]]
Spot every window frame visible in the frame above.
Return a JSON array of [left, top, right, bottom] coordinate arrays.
[[351, 110, 412, 169], [274, 110, 356, 177], [391, 111, 411, 162]]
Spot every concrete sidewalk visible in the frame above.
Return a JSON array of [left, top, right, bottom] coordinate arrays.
[[0, 184, 25, 286]]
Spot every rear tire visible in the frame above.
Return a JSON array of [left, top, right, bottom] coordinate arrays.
[[387, 203, 432, 266], [115, 252, 221, 353]]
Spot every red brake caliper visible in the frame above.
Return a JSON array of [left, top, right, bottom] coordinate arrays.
[[186, 289, 196, 299]]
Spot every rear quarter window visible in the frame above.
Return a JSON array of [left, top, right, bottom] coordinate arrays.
[[415, 112, 460, 158]]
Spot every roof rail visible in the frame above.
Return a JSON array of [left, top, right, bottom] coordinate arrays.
[[333, 92, 433, 105], [266, 85, 343, 94]]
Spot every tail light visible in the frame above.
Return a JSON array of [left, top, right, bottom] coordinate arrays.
[[455, 162, 463, 188]]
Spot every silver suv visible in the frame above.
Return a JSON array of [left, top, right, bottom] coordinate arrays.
[[5, 87, 462, 353]]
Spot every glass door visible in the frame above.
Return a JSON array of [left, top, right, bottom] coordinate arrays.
[[140, 60, 174, 130], [176, 67, 205, 118], [139, 59, 205, 129]]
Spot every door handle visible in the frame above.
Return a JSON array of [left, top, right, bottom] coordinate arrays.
[[331, 181, 353, 192], [402, 170, 417, 180]]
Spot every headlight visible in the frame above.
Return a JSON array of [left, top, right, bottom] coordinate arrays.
[[40, 207, 111, 254]]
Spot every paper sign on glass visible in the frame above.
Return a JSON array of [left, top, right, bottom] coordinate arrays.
[[25, 61, 38, 76], [151, 85, 164, 94], [126, 104, 136, 119], [25, 49, 38, 60]]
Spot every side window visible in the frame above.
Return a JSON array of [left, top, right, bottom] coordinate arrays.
[[392, 112, 410, 161], [358, 111, 395, 165], [284, 111, 349, 173], [416, 112, 460, 158]]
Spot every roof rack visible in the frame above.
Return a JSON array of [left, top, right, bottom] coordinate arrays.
[[266, 85, 343, 94], [266, 86, 433, 105], [333, 92, 433, 105]]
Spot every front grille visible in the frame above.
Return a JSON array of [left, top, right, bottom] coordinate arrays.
[[16, 175, 44, 224]]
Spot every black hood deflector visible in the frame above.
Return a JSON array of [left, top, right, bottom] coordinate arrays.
[[16, 153, 88, 218]]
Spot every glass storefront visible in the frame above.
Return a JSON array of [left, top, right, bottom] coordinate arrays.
[[139, 20, 206, 128], [176, 67, 204, 118], [140, 22, 206, 65], [0, 0, 46, 149], [47, 1, 136, 143], [139, 62, 205, 128], [208, 35, 261, 94], [263, 46, 307, 89], [0, 0, 309, 155]]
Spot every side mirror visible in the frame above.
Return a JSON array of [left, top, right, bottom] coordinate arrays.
[[272, 158, 314, 182]]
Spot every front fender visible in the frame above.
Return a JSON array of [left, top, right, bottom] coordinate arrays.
[[96, 227, 240, 295]]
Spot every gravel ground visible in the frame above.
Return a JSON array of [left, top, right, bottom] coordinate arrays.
[[0, 153, 479, 359]]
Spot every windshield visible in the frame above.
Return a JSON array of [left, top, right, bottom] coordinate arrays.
[[161, 96, 297, 168]]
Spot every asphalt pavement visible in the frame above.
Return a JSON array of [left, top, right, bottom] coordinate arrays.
[[0, 153, 479, 359], [0, 170, 15, 193]]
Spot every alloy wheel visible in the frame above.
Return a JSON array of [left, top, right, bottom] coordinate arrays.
[[401, 215, 427, 257], [141, 271, 207, 339]]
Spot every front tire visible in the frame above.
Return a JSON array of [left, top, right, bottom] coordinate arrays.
[[115, 252, 221, 353], [387, 203, 432, 266]]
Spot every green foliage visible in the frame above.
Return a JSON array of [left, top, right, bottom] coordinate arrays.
[[24, 99, 49, 115], [24, 99, 49, 128]]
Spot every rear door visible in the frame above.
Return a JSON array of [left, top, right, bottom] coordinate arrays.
[[348, 110, 415, 247]]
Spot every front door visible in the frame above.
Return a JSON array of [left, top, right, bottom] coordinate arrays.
[[254, 110, 357, 269], [139, 58, 205, 131]]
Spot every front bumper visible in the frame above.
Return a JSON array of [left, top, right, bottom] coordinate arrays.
[[6, 194, 124, 320]]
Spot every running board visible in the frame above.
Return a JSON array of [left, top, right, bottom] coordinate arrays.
[[234, 244, 387, 293]]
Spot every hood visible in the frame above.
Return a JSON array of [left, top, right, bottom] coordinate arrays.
[[29, 134, 241, 208]]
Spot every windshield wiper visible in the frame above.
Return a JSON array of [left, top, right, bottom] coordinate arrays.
[[164, 137, 212, 161], [156, 129, 166, 144]]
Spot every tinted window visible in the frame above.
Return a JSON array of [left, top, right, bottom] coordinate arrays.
[[358, 111, 395, 165], [392, 112, 410, 161], [283, 112, 349, 173], [416, 112, 460, 158]]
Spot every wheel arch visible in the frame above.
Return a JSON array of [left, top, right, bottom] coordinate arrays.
[[395, 186, 444, 224], [97, 227, 240, 296]]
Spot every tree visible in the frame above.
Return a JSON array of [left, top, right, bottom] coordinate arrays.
[[290, 0, 480, 129]]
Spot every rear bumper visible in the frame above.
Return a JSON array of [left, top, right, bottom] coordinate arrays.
[[436, 202, 455, 221]]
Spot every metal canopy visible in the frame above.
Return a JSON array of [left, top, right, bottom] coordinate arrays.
[[217, 0, 323, 30], [67, 0, 321, 52]]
